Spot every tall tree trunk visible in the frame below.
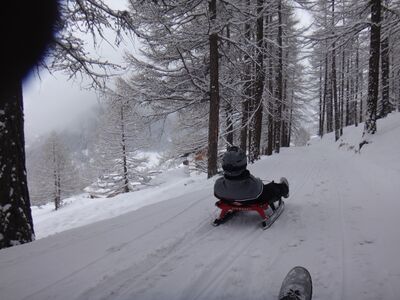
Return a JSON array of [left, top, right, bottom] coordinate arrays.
[[326, 58, 333, 133], [274, 0, 283, 153], [345, 56, 350, 127], [349, 57, 355, 126], [319, 63, 324, 137], [266, 13, 274, 156], [364, 0, 381, 135], [248, 81, 255, 161], [225, 102, 234, 147], [240, 0, 251, 152], [331, 0, 340, 141], [207, 0, 220, 178], [288, 73, 295, 144], [225, 26, 234, 147], [354, 37, 360, 127], [240, 99, 249, 151], [282, 48, 289, 147], [359, 55, 364, 124], [340, 47, 345, 136], [0, 80, 35, 249], [53, 142, 60, 210], [120, 105, 129, 193], [56, 170, 61, 210], [322, 55, 329, 135], [282, 78, 288, 147], [380, 15, 390, 118], [252, 0, 265, 160], [332, 50, 340, 141]]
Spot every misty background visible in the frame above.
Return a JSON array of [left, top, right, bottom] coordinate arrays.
[[22, 3, 314, 207]]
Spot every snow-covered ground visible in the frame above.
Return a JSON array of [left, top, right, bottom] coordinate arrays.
[[1, 113, 400, 300]]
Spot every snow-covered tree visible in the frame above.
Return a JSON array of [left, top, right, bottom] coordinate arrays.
[[27, 132, 80, 210], [307, 0, 400, 140], [90, 85, 150, 196]]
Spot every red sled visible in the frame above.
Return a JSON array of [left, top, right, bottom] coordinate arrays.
[[213, 199, 284, 229]]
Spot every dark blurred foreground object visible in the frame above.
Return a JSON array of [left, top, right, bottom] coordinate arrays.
[[279, 266, 313, 300], [0, 1, 59, 249], [0, 1, 59, 86]]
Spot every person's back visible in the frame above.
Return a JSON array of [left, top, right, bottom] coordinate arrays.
[[214, 146, 263, 203], [214, 169, 264, 203]]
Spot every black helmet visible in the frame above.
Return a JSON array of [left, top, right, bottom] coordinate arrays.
[[222, 146, 247, 177]]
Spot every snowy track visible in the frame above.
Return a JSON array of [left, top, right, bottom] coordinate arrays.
[[1, 114, 400, 300]]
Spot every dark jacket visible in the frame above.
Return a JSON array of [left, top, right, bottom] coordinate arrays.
[[214, 170, 263, 203]]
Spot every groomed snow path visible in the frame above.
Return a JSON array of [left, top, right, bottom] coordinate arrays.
[[1, 114, 400, 300]]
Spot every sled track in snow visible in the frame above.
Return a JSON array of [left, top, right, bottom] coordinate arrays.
[[179, 155, 326, 300], [23, 193, 212, 300], [180, 226, 263, 300], [332, 159, 348, 300], [78, 196, 220, 299]]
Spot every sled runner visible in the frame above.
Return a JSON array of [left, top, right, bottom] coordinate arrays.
[[212, 199, 284, 229]]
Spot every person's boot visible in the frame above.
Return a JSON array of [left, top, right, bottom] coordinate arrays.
[[280, 177, 289, 198]]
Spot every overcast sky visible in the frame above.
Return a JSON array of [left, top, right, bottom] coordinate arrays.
[[23, 40, 127, 143], [23, 0, 131, 143], [23, 3, 313, 144]]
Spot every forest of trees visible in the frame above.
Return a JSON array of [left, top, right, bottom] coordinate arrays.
[[118, 0, 310, 178], [308, 0, 400, 140], [1, 0, 400, 249]]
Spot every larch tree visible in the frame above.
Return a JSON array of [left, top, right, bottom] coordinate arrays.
[[207, 0, 221, 177], [364, 0, 382, 135], [93, 85, 149, 196]]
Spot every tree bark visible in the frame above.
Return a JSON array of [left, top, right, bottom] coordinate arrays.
[[52, 142, 61, 210], [120, 105, 129, 193], [0, 80, 35, 249], [354, 37, 360, 127], [319, 64, 324, 137], [331, 0, 340, 141], [240, 0, 252, 152], [225, 26, 234, 148], [274, 0, 283, 153], [207, 0, 220, 178], [251, 0, 265, 160], [225, 102, 234, 147], [266, 14, 274, 156], [380, 24, 390, 118], [345, 56, 350, 127], [364, 0, 381, 135]]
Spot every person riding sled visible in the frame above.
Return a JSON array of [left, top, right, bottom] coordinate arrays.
[[214, 146, 289, 211]]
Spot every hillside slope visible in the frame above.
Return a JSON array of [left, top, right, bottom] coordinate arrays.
[[1, 113, 400, 300]]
